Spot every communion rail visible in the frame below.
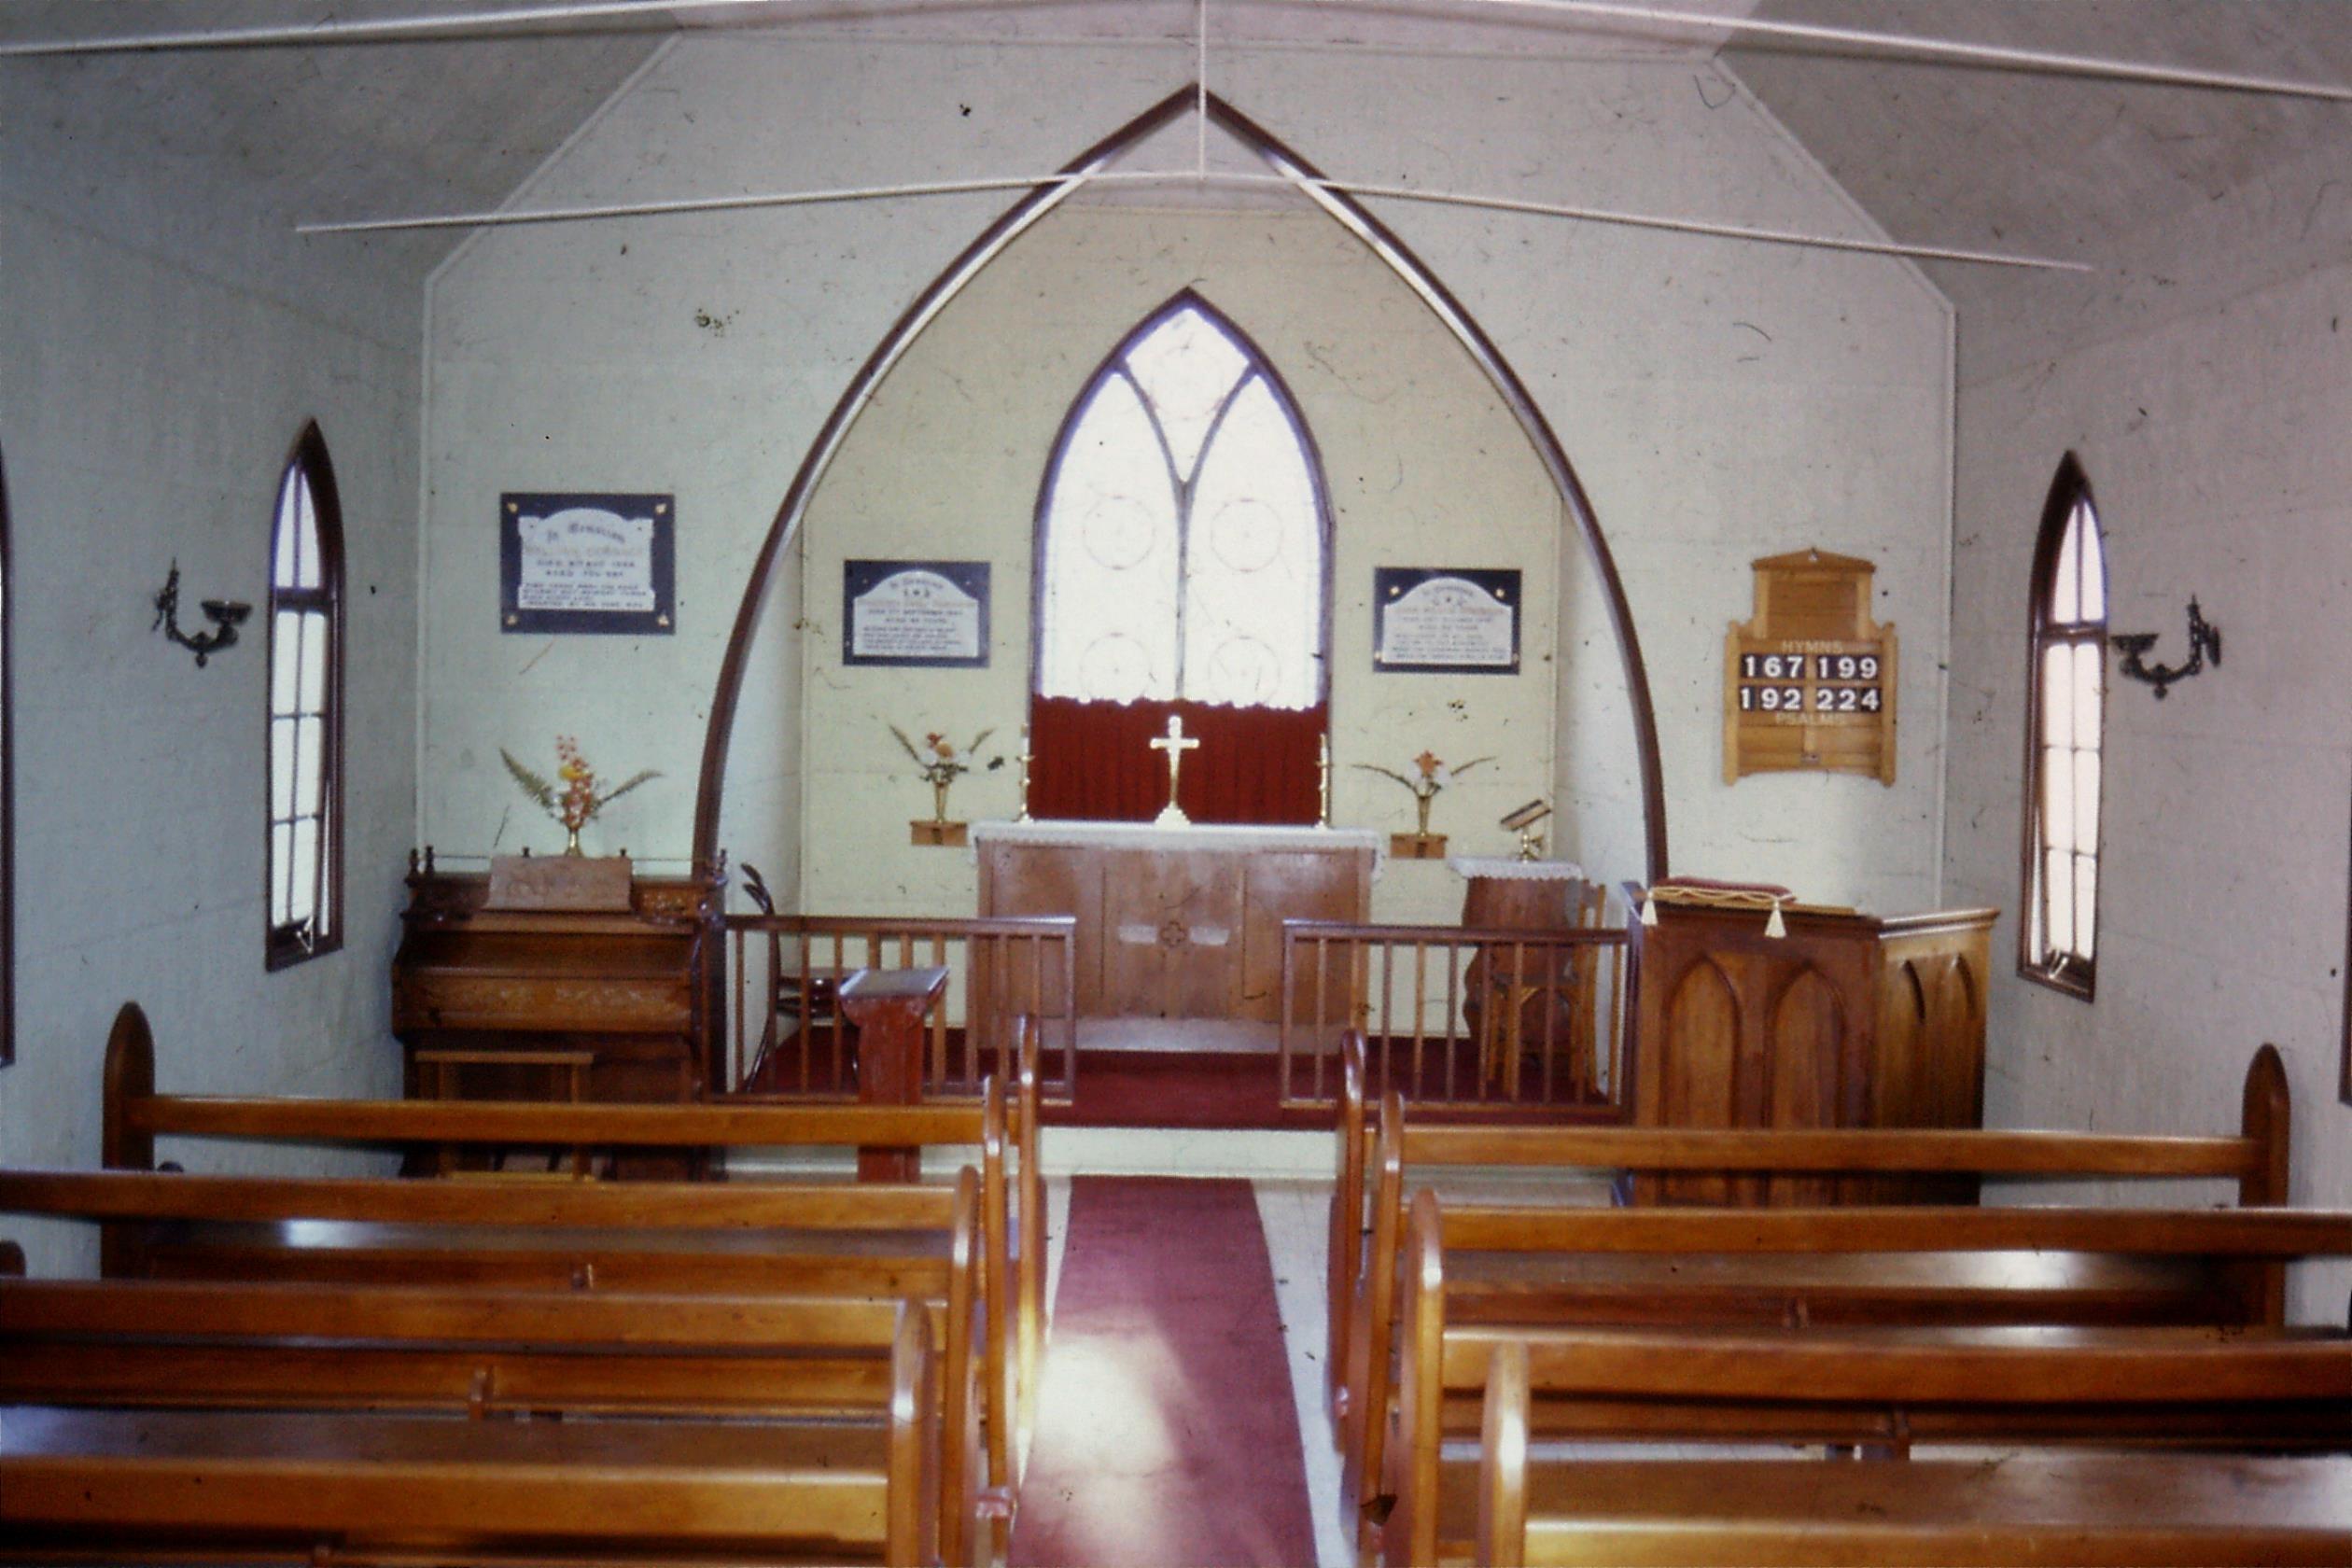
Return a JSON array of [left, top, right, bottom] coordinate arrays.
[[723, 914, 1078, 1103], [1278, 920, 1629, 1113]]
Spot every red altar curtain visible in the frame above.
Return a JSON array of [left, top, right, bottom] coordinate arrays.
[[1029, 696, 1325, 825]]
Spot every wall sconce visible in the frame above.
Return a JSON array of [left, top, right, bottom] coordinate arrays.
[[151, 561, 252, 668], [2112, 597, 2221, 699]]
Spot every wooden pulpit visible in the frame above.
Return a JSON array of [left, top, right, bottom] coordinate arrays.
[[1624, 891, 1996, 1205]]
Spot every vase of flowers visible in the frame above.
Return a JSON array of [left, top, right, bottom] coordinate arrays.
[[890, 725, 1001, 844], [1354, 749, 1493, 857], [501, 736, 659, 856]]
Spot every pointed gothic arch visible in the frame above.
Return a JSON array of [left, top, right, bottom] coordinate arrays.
[[693, 86, 1667, 879]]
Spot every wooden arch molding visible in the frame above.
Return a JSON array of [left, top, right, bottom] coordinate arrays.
[[691, 86, 1670, 881]]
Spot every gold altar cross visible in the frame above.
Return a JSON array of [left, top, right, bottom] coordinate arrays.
[[1149, 715, 1200, 828]]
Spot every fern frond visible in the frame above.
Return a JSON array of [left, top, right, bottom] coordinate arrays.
[[1351, 763, 1416, 790], [1452, 756, 1497, 775], [499, 749, 558, 811], [888, 725, 926, 766], [592, 770, 661, 815], [967, 728, 996, 754]]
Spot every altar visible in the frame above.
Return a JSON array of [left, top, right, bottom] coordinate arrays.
[[973, 820, 1379, 1022]]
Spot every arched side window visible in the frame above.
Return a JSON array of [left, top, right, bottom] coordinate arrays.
[[1030, 293, 1330, 823], [266, 425, 345, 970], [2021, 455, 2106, 998]]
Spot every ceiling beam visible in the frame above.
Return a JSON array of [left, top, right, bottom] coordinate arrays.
[[296, 162, 2091, 272]]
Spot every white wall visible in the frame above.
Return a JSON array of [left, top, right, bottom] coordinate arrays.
[[0, 126, 422, 1273], [1946, 259, 2352, 1323], [422, 32, 1953, 922]]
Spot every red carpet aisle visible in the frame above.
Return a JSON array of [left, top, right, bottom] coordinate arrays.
[[1009, 1177, 1318, 1567]]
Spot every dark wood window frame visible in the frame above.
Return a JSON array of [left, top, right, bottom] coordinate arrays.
[[264, 422, 346, 972], [2018, 453, 2107, 1001], [0, 447, 14, 1065]]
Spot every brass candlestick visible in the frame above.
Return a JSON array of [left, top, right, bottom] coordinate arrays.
[[1015, 731, 1034, 822], [1317, 735, 1332, 828]]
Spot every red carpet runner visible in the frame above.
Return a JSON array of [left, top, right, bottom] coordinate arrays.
[[1009, 1176, 1317, 1567]]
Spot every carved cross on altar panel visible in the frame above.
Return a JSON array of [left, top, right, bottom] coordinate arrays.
[[1149, 715, 1200, 828]]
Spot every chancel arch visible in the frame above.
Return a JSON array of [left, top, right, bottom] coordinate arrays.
[[701, 88, 1667, 916]]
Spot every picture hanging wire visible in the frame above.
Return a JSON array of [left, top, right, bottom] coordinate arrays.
[[8, 0, 2352, 107], [295, 161, 2092, 273]]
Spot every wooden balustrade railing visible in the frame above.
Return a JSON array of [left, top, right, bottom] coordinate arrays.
[[724, 914, 1077, 1102], [1279, 920, 1629, 1112]]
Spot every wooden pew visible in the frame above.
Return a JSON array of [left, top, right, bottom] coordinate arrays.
[[1467, 1335, 2352, 1568], [100, 998, 1045, 1469], [1385, 1190, 2352, 1566], [0, 1165, 1010, 1523], [1329, 1038, 2289, 1421], [0, 1296, 945, 1566], [1340, 1043, 2291, 1503], [0, 1275, 985, 1564], [1482, 1448, 2352, 1566]]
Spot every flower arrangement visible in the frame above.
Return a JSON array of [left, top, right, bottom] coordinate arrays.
[[889, 726, 1002, 822], [501, 735, 659, 855], [1354, 749, 1494, 836]]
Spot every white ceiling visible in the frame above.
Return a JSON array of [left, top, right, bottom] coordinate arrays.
[[5, 1, 2348, 314], [1722, 1, 2352, 323]]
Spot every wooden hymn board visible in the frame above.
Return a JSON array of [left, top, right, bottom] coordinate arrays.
[[1723, 549, 1897, 785]]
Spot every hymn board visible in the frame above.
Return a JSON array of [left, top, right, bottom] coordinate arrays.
[[1723, 549, 1897, 785]]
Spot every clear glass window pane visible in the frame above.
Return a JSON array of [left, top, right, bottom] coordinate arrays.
[[270, 717, 298, 819], [273, 469, 301, 587], [1120, 308, 1251, 478], [287, 819, 320, 929], [1183, 377, 1322, 709], [2070, 641, 2103, 749], [2073, 750, 2101, 855], [2041, 747, 2075, 855], [271, 611, 302, 715], [271, 823, 295, 926], [297, 610, 328, 712], [292, 718, 324, 817], [2073, 855, 2098, 960], [2077, 502, 2107, 622], [1038, 375, 1181, 703], [2043, 848, 2074, 963], [2051, 514, 2082, 623], [2041, 645, 2072, 749]]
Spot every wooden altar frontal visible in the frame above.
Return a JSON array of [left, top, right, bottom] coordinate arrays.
[[973, 820, 1377, 1022]]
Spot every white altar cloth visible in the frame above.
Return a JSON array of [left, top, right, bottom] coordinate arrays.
[[972, 818, 1385, 875]]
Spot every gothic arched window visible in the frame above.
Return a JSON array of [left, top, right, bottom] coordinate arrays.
[[2022, 455, 2106, 998], [1030, 295, 1329, 822], [266, 424, 345, 970]]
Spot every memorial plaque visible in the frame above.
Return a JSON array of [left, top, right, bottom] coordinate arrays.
[[500, 493, 675, 636], [1373, 567, 1520, 674], [843, 560, 990, 667]]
